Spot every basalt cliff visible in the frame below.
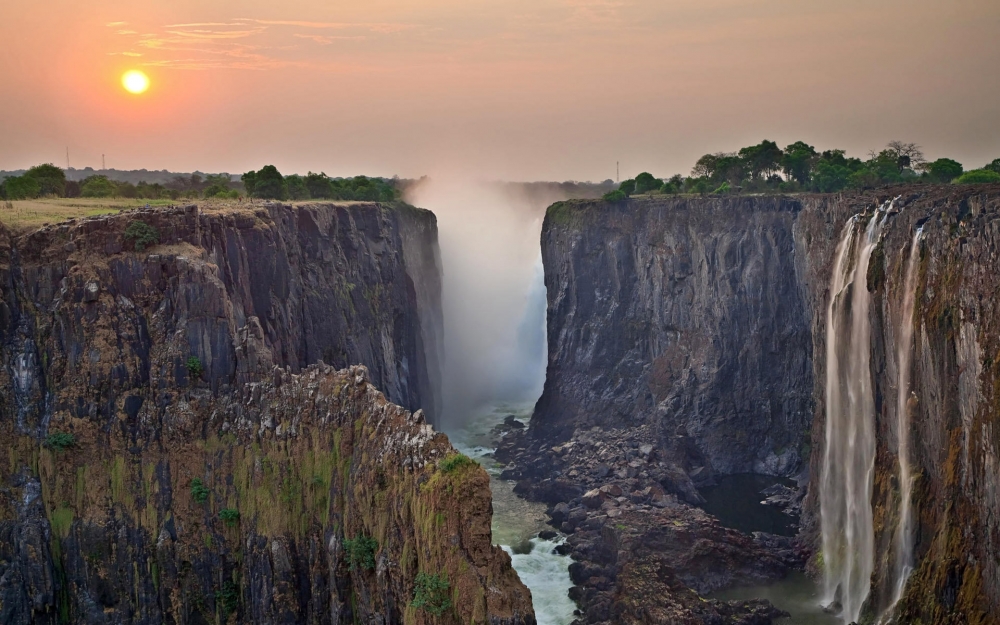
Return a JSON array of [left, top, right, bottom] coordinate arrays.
[[501, 186, 1000, 623], [0, 202, 533, 625]]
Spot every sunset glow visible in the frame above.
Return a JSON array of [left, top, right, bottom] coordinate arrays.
[[121, 70, 149, 95]]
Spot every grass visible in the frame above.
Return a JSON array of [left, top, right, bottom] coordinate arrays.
[[438, 453, 474, 473], [0, 197, 174, 231]]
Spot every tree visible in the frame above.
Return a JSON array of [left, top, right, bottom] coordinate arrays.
[[25, 164, 66, 196], [305, 172, 334, 199], [2, 175, 41, 200], [243, 165, 286, 199], [285, 175, 311, 200], [692, 154, 721, 178], [738, 140, 782, 180], [782, 142, 817, 184], [926, 158, 963, 183], [81, 176, 116, 198], [812, 161, 853, 193], [618, 179, 636, 196], [634, 172, 661, 194], [884, 141, 925, 172], [984, 158, 1000, 174]]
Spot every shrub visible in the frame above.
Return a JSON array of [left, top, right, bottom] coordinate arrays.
[[190, 478, 210, 504], [3, 175, 41, 200], [343, 535, 378, 571], [216, 580, 240, 617], [618, 179, 636, 196], [411, 572, 452, 616], [186, 356, 204, 379], [712, 181, 731, 194], [123, 220, 160, 251], [219, 508, 240, 527], [438, 453, 474, 473], [955, 169, 1000, 185], [602, 189, 627, 202], [927, 158, 963, 183], [45, 432, 76, 451]]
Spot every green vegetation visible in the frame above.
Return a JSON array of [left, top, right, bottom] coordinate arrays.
[[186, 356, 204, 380], [219, 508, 240, 527], [343, 535, 379, 571], [190, 477, 210, 504], [216, 580, 240, 617], [955, 169, 1000, 184], [602, 189, 627, 202], [438, 453, 474, 473], [123, 220, 160, 251], [411, 572, 452, 616], [241, 165, 400, 202], [621, 140, 998, 196], [45, 431, 76, 451]]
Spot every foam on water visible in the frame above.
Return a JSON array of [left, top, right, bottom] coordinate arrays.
[[447, 402, 577, 625]]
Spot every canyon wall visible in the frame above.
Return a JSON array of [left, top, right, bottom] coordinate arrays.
[[0, 203, 532, 624], [527, 187, 1000, 622]]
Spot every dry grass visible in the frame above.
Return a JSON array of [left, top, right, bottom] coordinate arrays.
[[0, 197, 175, 232], [0, 197, 389, 234]]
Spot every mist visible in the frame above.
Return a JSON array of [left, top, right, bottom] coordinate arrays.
[[406, 178, 575, 431]]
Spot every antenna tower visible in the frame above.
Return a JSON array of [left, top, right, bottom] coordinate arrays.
[[102, 154, 106, 170], [66, 147, 70, 170]]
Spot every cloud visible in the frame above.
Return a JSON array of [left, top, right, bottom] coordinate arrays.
[[106, 21, 127, 27], [294, 33, 366, 45]]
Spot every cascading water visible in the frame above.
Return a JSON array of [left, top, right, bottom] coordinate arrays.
[[885, 226, 923, 616], [820, 202, 892, 623]]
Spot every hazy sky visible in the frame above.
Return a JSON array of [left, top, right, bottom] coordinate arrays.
[[3, 0, 998, 180]]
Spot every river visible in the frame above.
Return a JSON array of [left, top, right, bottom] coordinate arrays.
[[446, 401, 577, 625]]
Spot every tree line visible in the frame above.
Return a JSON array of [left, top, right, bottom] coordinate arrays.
[[0, 165, 240, 201], [0, 163, 402, 203], [605, 141, 1000, 200], [240, 165, 399, 202]]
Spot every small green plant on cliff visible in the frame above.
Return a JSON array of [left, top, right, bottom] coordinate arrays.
[[219, 508, 240, 527], [216, 580, 240, 618], [190, 477, 210, 504], [45, 431, 76, 451], [411, 572, 452, 617], [343, 535, 378, 571], [123, 220, 160, 252], [186, 356, 204, 380], [438, 453, 474, 473]]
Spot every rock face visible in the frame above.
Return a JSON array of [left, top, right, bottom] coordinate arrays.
[[532, 196, 835, 480], [0, 203, 533, 624], [523, 187, 1000, 622]]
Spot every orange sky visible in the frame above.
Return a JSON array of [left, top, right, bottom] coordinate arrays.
[[2, 0, 998, 180]]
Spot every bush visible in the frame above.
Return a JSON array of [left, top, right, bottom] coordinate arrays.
[[186, 356, 204, 379], [216, 580, 240, 617], [219, 508, 240, 527], [712, 181, 731, 194], [123, 220, 160, 251], [602, 189, 627, 202], [438, 453, 474, 473], [955, 169, 1000, 184], [242, 165, 286, 199], [343, 535, 378, 571], [411, 572, 452, 616], [191, 478, 210, 504], [618, 179, 636, 196], [45, 431, 76, 451]]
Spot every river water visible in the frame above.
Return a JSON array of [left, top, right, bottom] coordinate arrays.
[[446, 401, 577, 625]]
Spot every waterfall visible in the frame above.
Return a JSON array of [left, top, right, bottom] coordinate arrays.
[[886, 226, 923, 614], [820, 202, 891, 623]]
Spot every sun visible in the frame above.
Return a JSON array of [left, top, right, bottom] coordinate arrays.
[[121, 70, 150, 95]]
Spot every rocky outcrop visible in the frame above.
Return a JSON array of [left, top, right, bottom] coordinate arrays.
[[517, 187, 1000, 622], [0, 203, 533, 624]]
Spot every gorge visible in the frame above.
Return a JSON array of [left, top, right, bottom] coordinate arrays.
[[2, 183, 1000, 625]]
